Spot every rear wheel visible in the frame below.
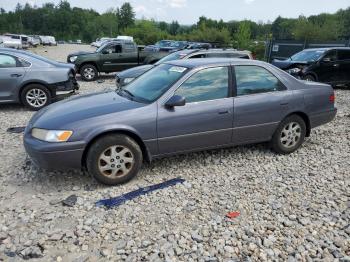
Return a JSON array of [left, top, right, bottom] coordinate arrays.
[[21, 84, 51, 110], [80, 64, 98, 81], [271, 115, 306, 154], [86, 134, 143, 185]]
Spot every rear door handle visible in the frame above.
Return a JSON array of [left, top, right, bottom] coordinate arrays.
[[333, 64, 340, 67], [280, 102, 289, 106], [11, 73, 22, 77]]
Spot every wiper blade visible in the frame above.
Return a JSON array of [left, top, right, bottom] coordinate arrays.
[[122, 89, 134, 98]]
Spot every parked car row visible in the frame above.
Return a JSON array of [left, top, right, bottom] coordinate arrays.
[[0, 34, 57, 49], [0, 39, 342, 186], [91, 36, 134, 48], [144, 40, 212, 52]]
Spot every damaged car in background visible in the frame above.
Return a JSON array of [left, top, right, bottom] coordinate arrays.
[[0, 48, 78, 110], [24, 58, 336, 186], [272, 47, 350, 87]]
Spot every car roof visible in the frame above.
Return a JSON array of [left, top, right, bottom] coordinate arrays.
[[192, 49, 251, 54], [165, 58, 262, 68], [303, 47, 350, 51]]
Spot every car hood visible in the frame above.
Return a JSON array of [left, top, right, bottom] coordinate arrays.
[[30, 91, 144, 130], [272, 59, 310, 69], [54, 62, 75, 70], [117, 65, 154, 78], [68, 51, 96, 57]]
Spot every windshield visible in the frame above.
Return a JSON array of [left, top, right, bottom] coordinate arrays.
[[156, 41, 172, 47], [121, 64, 188, 103], [96, 42, 109, 52], [155, 51, 189, 65], [170, 41, 187, 48], [290, 50, 325, 62]]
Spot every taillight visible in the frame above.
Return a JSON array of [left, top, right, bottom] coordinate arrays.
[[329, 94, 335, 103]]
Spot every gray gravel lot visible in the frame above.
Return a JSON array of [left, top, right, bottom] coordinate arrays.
[[0, 44, 349, 261]]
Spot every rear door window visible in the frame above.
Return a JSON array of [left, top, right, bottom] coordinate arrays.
[[235, 65, 286, 96], [337, 50, 350, 61]]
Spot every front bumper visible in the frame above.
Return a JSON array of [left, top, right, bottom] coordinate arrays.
[[51, 78, 79, 99], [24, 132, 86, 171]]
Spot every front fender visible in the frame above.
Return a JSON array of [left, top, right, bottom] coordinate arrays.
[[85, 124, 143, 144]]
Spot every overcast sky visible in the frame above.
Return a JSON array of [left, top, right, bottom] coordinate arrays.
[[2, 0, 350, 24]]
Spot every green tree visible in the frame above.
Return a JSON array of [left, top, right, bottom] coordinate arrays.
[[117, 2, 135, 30], [236, 21, 251, 49]]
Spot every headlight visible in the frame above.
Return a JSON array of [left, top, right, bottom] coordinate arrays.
[[123, 78, 135, 84], [287, 68, 301, 74], [69, 56, 78, 63], [32, 128, 73, 143]]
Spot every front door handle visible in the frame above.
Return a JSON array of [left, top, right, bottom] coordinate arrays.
[[333, 64, 340, 67], [218, 109, 230, 115], [11, 73, 22, 77], [280, 102, 289, 106]]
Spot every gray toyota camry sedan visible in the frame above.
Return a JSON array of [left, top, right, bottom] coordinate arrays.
[[24, 58, 337, 185]]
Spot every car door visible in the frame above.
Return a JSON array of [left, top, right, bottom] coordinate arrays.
[[118, 43, 139, 69], [157, 66, 234, 155], [100, 43, 123, 72], [336, 49, 350, 84], [0, 54, 25, 102], [317, 50, 341, 83], [232, 65, 292, 144]]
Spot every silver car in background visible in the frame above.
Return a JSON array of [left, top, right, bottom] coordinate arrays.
[[0, 48, 78, 110], [0, 35, 22, 49]]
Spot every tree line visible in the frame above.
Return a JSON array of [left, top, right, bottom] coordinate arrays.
[[1, 1, 349, 52]]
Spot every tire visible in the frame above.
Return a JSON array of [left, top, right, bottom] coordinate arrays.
[[21, 84, 51, 111], [303, 74, 316, 82], [271, 115, 306, 154], [80, 64, 98, 81], [86, 134, 143, 185]]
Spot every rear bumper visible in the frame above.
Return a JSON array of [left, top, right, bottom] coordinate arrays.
[[310, 108, 337, 128], [23, 133, 85, 170]]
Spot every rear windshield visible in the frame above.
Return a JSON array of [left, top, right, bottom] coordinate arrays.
[[156, 51, 191, 65]]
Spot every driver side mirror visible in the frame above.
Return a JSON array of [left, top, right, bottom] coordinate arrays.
[[102, 50, 109, 55], [165, 95, 186, 108]]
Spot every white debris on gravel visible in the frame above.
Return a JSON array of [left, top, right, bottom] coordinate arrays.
[[0, 45, 349, 261]]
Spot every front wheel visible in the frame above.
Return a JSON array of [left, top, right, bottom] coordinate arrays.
[[271, 115, 306, 154], [80, 64, 98, 81], [86, 134, 143, 185], [21, 84, 51, 110], [303, 74, 316, 82]]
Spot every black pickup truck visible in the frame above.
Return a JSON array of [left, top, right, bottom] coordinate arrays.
[[67, 40, 167, 81]]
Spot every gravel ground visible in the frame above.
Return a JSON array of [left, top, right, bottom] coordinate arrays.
[[0, 44, 349, 261]]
